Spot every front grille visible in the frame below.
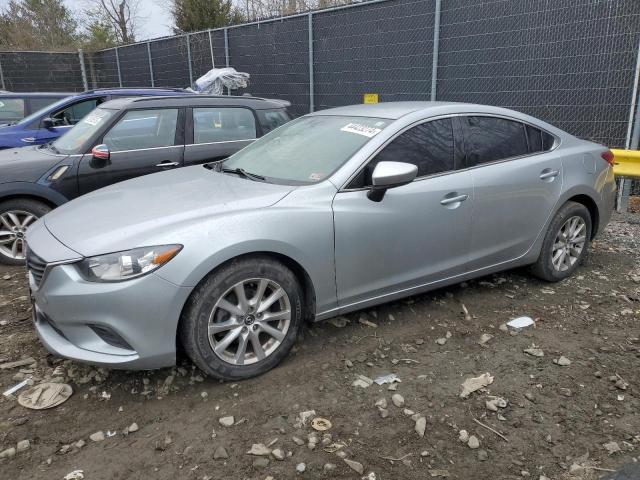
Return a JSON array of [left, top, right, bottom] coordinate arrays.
[[26, 247, 47, 287]]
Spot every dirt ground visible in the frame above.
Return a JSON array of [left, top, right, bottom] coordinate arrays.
[[1, 213, 639, 480]]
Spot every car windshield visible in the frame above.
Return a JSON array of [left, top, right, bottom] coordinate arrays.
[[51, 108, 116, 155], [221, 115, 390, 185], [17, 96, 71, 126]]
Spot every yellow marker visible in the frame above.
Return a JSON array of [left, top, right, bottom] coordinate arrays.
[[611, 149, 640, 179], [364, 93, 379, 104]]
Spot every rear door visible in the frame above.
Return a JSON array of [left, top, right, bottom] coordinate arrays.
[[461, 115, 562, 271], [183, 106, 257, 166], [77, 107, 184, 194]]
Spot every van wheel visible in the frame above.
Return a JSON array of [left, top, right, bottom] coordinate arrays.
[[531, 201, 592, 282], [0, 199, 51, 265], [180, 256, 303, 380]]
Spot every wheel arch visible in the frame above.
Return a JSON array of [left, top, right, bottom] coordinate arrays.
[[0, 182, 69, 208]]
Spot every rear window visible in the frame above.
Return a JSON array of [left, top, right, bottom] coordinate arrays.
[[257, 109, 291, 134], [0, 98, 25, 122], [29, 97, 62, 112]]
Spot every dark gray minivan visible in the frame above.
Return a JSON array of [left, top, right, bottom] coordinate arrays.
[[0, 95, 291, 264], [0, 92, 72, 125]]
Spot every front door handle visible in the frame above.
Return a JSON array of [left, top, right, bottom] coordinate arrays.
[[156, 161, 179, 168], [440, 193, 469, 207], [20, 137, 36, 143], [539, 169, 559, 180]]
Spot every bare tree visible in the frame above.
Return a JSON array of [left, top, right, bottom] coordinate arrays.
[[90, 0, 139, 44], [232, 0, 358, 21]]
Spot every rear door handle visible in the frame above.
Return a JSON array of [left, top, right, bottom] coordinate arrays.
[[156, 161, 179, 168], [539, 169, 559, 180], [440, 193, 469, 206]]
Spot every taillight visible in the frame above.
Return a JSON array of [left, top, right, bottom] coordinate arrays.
[[601, 150, 615, 166]]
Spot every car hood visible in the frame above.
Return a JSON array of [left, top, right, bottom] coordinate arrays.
[[0, 145, 67, 183], [44, 166, 297, 256]]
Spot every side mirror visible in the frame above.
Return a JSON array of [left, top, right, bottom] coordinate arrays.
[[91, 144, 110, 165], [42, 117, 54, 129], [367, 161, 418, 202]]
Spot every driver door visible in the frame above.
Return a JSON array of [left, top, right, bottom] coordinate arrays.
[[333, 118, 473, 308], [35, 97, 102, 144], [77, 108, 184, 194]]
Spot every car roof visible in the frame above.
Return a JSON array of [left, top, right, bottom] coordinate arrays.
[[0, 92, 73, 98], [98, 95, 289, 111]]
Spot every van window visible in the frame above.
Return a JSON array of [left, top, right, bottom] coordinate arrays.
[[0, 98, 25, 123]]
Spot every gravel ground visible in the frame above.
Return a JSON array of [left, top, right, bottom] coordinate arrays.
[[1, 213, 639, 480]]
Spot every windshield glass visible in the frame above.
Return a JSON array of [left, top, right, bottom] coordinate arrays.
[[17, 96, 71, 126], [52, 108, 116, 155], [222, 115, 390, 184]]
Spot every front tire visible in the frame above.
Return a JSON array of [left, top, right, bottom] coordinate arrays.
[[0, 198, 51, 265], [180, 256, 303, 380], [531, 201, 592, 282]]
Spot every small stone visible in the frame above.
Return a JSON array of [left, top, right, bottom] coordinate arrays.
[[375, 398, 387, 409], [74, 440, 85, 449], [486, 396, 508, 411], [467, 435, 480, 449], [344, 359, 353, 368], [458, 429, 469, 443], [16, 440, 30, 452], [213, 446, 229, 459], [219, 416, 235, 427], [524, 346, 544, 357], [272, 448, 285, 461], [477, 449, 488, 461], [478, 333, 493, 345], [0, 447, 16, 458], [89, 431, 105, 442], [324, 463, 337, 472], [554, 356, 571, 366], [292, 436, 305, 446], [344, 458, 364, 474], [435, 337, 447, 345], [379, 408, 389, 418], [391, 394, 405, 407], [296, 462, 306, 473], [248, 443, 271, 456], [603, 441, 621, 455], [415, 417, 427, 437], [252, 457, 269, 468], [559, 388, 572, 397], [403, 408, 415, 416], [127, 422, 139, 433], [420, 450, 429, 457]]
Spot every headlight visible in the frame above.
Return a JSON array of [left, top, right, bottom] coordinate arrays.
[[76, 245, 182, 282]]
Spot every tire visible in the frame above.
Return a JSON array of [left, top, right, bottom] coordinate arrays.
[[0, 198, 51, 266], [179, 256, 303, 380], [530, 201, 592, 282]]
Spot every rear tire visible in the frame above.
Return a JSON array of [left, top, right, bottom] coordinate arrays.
[[530, 201, 592, 282], [0, 198, 51, 266], [179, 256, 303, 380]]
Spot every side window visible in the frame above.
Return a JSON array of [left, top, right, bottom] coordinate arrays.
[[0, 98, 25, 122], [351, 119, 455, 188], [51, 98, 100, 126], [193, 107, 256, 144], [257, 109, 291, 134], [104, 109, 179, 152], [526, 124, 556, 153], [461, 116, 528, 167]]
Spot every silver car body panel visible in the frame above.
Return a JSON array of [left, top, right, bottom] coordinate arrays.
[[25, 102, 616, 369]]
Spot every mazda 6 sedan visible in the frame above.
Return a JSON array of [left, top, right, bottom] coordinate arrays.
[[25, 102, 616, 380]]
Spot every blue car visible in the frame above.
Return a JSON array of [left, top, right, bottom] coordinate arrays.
[[0, 88, 191, 150]]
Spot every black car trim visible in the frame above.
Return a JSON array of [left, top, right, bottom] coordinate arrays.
[[0, 181, 69, 206]]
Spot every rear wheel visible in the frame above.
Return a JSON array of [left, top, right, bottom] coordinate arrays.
[[180, 256, 303, 380], [0, 199, 51, 265], [531, 201, 591, 282]]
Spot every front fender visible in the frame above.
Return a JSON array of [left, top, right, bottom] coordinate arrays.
[[0, 181, 69, 206]]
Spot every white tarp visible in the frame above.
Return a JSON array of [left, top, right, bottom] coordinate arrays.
[[187, 67, 250, 95]]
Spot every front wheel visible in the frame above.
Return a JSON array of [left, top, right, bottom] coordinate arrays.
[[0, 199, 51, 265], [531, 201, 592, 282], [180, 256, 303, 380]]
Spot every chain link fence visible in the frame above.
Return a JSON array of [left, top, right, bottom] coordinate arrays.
[[1, 0, 639, 151]]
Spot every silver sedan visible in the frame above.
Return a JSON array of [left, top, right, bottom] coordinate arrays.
[[25, 102, 616, 379]]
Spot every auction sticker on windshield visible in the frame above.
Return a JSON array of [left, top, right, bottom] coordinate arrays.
[[83, 111, 107, 126], [340, 123, 382, 138]]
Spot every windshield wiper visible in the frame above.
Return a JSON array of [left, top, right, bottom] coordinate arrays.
[[41, 142, 60, 154], [220, 167, 266, 182]]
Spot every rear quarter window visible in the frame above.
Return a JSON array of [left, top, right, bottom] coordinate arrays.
[[0, 98, 25, 122], [257, 109, 291, 134]]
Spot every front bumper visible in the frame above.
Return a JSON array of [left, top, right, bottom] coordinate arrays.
[[27, 223, 192, 370]]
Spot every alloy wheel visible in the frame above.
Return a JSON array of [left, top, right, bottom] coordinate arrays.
[[0, 210, 37, 260], [551, 215, 586, 272], [208, 278, 291, 366]]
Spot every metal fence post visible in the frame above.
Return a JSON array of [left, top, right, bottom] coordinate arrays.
[[0, 55, 5, 91], [147, 42, 155, 87], [78, 49, 89, 91], [208, 29, 215, 68], [186, 34, 193, 86], [224, 27, 230, 95], [115, 47, 123, 87], [308, 13, 315, 113], [430, 0, 442, 101]]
